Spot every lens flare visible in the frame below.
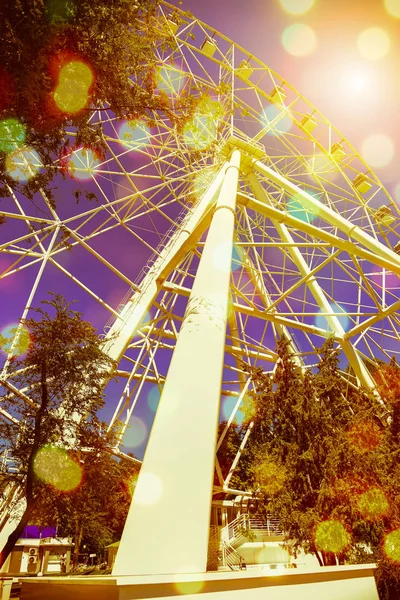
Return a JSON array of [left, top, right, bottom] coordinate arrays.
[[125, 472, 139, 497], [357, 488, 389, 520], [385, 530, 400, 562], [282, 24, 317, 57], [34, 446, 83, 492], [361, 134, 394, 168], [5, 147, 42, 182], [69, 147, 100, 180], [395, 183, 400, 205], [119, 121, 151, 150], [221, 396, 244, 423], [54, 60, 93, 114], [147, 385, 161, 412], [174, 578, 205, 595], [385, 0, 400, 18], [182, 98, 223, 151], [307, 153, 339, 182], [134, 472, 163, 506], [157, 65, 186, 95], [315, 520, 350, 553], [347, 419, 383, 453], [123, 416, 147, 448], [287, 197, 317, 223], [357, 28, 390, 61], [260, 105, 292, 136], [253, 459, 286, 496], [241, 393, 256, 422], [0, 119, 26, 154], [0, 324, 30, 356], [231, 245, 243, 272], [45, 0, 77, 23], [315, 302, 349, 332], [279, 0, 315, 15], [212, 242, 242, 273]]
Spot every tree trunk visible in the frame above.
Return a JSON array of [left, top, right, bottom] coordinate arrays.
[[0, 501, 34, 569], [321, 550, 337, 566], [314, 550, 323, 567], [73, 521, 83, 567]]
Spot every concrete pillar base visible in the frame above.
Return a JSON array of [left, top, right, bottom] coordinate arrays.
[[19, 564, 379, 600]]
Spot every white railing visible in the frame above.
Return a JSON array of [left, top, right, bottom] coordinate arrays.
[[220, 513, 249, 548], [221, 540, 243, 570], [249, 516, 283, 536]]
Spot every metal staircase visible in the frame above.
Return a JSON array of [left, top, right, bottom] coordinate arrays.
[[208, 513, 284, 571]]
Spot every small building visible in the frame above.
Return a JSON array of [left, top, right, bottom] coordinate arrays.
[[105, 541, 120, 570], [1, 536, 72, 575]]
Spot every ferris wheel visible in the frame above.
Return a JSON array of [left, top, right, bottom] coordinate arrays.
[[1, 0, 400, 574]]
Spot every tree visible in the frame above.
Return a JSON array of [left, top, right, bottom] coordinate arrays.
[[241, 339, 385, 564], [37, 450, 139, 566], [0, 293, 119, 569], [0, 0, 195, 203], [240, 338, 400, 598]]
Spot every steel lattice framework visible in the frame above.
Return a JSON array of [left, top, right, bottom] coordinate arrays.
[[1, 2, 400, 568]]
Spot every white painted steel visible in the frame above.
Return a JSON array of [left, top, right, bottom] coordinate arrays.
[[246, 170, 375, 389], [102, 162, 228, 363], [112, 150, 241, 575]]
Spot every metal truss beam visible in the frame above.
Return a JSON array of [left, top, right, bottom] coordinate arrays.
[[102, 161, 228, 362], [250, 157, 400, 273], [246, 170, 375, 389], [236, 193, 400, 275]]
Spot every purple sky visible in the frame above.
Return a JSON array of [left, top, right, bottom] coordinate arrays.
[[174, 0, 400, 199], [1, 0, 400, 459]]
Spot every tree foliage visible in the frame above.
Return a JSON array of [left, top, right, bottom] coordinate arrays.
[[38, 450, 138, 565], [0, 293, 126, 568], [0, 0, 194, 202], [241, 338, 400, 597]]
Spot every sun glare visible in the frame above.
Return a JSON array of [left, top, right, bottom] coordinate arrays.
[[279, 0, 315, 15], [182, 97, 223, 151], [68, 147, 100, 180], [357, 28, 390, 61], [119, 121, 151, 150], [174, 578, 205, 595], [54, 60, 93, 114], [34, 446, 83, 492], [134, 472, 163, 506], [361, 134, 394, 168], [384, 0, 400, 18], [260, 105, 292, 136], [282, 24, 317, 57], [0, 324, 31, 356], [385, 530, 400, 562], [147, 385, 161, 412], [123, 416, 147, 448], [5, 147, 42, 182], [0, 119, 26, 154], [315, 302, 350, 332], [157, 65, 186, 95], [357, 488, 389, 520], [315, 520, 350, 553]]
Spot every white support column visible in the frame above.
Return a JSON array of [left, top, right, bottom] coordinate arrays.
[[102, 162, 228, 363], [112, 149, 241, 576], [246, 171, 375, 389]]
